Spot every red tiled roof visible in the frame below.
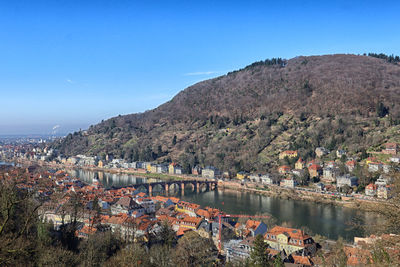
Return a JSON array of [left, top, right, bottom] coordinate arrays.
[[292, 255, 313, 266]]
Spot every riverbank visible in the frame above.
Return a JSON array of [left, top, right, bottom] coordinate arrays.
[[218, 180, 382, 212], [9, 157, 385, 211]]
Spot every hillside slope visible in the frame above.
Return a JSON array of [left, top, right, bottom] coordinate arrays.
[[54, 54, 400, 173]]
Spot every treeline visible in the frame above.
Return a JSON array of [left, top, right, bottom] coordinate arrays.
[[228, 57, 287, 75], [367, 53, 400, 64]]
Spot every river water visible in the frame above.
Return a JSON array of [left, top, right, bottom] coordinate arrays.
[[68, 168, 381, 241]]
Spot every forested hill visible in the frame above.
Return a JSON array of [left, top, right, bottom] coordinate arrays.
[[53, 54, 400, 173]]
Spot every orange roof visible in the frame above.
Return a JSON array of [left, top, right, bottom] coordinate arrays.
[[176, 227, 192, 236], [169, 197, 180, 204], [196, 209, 211, 218], [279, 165, 291, 170], [265, 226, 311, 244], [181, 216, 202, 225], [308, 164, 322, 170], [77, 225, 97, 235], [366, 183, 377, 190], [245, 219, 261, 230], [346, 160, 357, 166], [137, 192, 146, 197], [292, 255, 312, 266]]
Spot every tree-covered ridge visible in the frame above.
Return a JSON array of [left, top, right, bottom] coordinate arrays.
[[53, 54, 400, 173]]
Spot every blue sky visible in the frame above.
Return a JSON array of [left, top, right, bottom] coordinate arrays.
[[1, 0, 400, 135]]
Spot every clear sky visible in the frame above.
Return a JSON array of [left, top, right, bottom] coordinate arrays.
[[1, 0, 400, 135]]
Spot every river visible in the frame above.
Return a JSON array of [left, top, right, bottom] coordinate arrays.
[[68, 168, 381, 241]]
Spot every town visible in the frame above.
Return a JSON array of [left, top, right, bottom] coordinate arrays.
[[1, 140, 400, 265], [2, 141, 399, 202], [1, 164, 399, 266]]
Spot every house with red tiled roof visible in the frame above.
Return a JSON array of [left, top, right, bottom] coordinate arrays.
[[76, 225, 97, 239], [278, 165, 291, 174], [365, 183, 378, 196], [292, 255, 313, 266], [179, 215, 203, 230], [264, 226, 316, 255], [346, 160, 357, 172], [175, 200, 200, 217], [308, 164, 322, 178]]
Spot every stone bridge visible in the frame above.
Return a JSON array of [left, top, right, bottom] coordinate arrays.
[[135, 180, 217, 195]]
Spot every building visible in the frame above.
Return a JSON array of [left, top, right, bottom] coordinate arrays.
[[279, 150, 298, 160], [264, 226, 316, 255], [390, 156, 400, 163], [315, 147, 329, 157], [155, 164, 168, 174], [111, 196, 144, 216], [377, 185, 392, 199], [235, 219, 268, 238], [278, 165, 291, 174], [292, 169, 305, 178], [225, 238, 253, 263], [375, 175, 393, 187], [249, 174, 261, 183], [236, 171, 249, 180], [365, 183, 377, 196], [336, 149, 347, 158], [336, 175, 358, 188], [346, 160, 357, 172], [295, 158, 305, 169], [281, 177, 297, 188], [134, 197, 155, 214], [308, 164, 322, 178], [368, 162, 383, 172], [169, 163, 183, 175], [323, 167, 339, 182], [202, 166, 221, 179], [192, 165, 202, 175], [382, 143, 398, 155], [260, 174, 274, 185], [175, 201, 200, 217]]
